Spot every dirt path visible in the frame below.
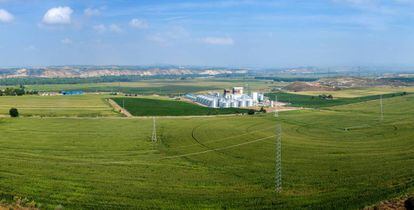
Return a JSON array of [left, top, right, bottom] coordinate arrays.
[[107, 99, 133, 117], [365, 195, 413, 210]]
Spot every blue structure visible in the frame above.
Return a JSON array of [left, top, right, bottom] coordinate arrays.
[[61, 90, 84, 95]]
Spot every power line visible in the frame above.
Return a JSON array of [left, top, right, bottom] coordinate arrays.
[[151, 117, 157, 143]]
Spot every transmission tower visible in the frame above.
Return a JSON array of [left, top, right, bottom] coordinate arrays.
[[275, 124, 282, 193], [380, 95, 384, 121], [274, 95, 279, 118], [151, 117, 157, 142]]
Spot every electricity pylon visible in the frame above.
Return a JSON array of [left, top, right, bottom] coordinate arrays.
[[274, 95, 281, 192], [151, 117, 157, 142], [380, 95, 384, 121], [275, 124, 282, 193], [274, 95, 279, 118]]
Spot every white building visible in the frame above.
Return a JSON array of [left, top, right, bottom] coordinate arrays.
[[188, 87, 265, 109]]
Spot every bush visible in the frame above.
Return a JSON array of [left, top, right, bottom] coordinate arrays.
[[405, 197, 414, 210], [9, 108, 19, 118], [248, 109, 255, 115]]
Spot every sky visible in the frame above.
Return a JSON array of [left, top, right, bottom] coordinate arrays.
[[0, 0, 414, 67]]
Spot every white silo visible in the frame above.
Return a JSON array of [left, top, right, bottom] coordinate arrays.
[[252, 92, 258, 102], [231, 100, 239, 108], [239, 100, 247, 107]]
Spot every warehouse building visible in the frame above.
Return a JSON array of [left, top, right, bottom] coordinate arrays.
[[187, 87, 264, 108]]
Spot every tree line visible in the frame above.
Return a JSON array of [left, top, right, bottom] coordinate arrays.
[[0, 85, 38, 96]]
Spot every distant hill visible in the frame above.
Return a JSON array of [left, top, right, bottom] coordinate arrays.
[[319, 76, 413, 88], [0, 66, 248, 79], [283, 82, 337, 92]]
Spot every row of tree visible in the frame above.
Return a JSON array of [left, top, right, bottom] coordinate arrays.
[[0, 86, 39, 96]]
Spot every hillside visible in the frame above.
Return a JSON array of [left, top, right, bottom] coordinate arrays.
[[0, 66, 247, 79], [283, 82, 336, 92]]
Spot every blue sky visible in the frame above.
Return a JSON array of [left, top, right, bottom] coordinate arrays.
[[0, 0, 413, 67]]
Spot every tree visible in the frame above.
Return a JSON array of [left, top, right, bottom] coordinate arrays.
[[9, 108, 19, 117], [248, 109, 255, 115]]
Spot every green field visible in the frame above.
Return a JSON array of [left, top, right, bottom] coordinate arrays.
[[266, 91, 409, 108], [0, 94, 118, 117], [288, 86, 414, 98], [112, 97, 250, 116], [18, 78, 278, 96], [0, 94, 413, 209]]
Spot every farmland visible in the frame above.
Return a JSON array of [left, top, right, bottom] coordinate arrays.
[[266, 91, 410, 108], [287, 86, 414, 98], [21, 78, 278, 96], [0, 93, 413, 209], [111, 97, 250, 116], [0, 94, 118, 117]]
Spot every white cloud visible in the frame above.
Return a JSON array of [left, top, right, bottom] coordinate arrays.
[[84, 8, 100, 17], [201, 37, 234, 45], [109, 24, 122, 33], [93, 24, 122, 33], [61, 38, 72, 44], [147, 26, 189, 46], [0, 9, 14, 23], [129, 18, 148, 29], [93, 24, 106, 33], [147, 33, 169, 46], [42, 6, 73, 25]]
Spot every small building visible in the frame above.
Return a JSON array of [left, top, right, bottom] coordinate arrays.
[[61, 90, 84, 95]]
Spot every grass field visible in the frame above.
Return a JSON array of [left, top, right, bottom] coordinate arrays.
[[288, 86, 414, 98], [19, 78, 279, 96], [0, 94, 413, 209], [0, 94, 119, 117], [266, 91, 409, 108], [112, 97, 250, 116]]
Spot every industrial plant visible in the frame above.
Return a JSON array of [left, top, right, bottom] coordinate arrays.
[[186, 87, 266, 108]]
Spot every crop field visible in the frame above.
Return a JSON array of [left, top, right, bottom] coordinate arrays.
[[266, 91, 409, 108], [0, 94, 413, 209], [0, 94, 118, 117], [112, 97, 249, 116], [287, 86, 414, 98], [21, 78, 278, 96]]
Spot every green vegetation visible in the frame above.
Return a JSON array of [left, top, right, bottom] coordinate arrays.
[[8, 108, 19, 117], [13, 78, 276, 96], [0, 94, 413, 209], [112, 97, 249, 116], [255, 76, 319, 82], [0, 75, 208, 86], [0, 86, 38, 96], [266, 91, 409, 108], [287, 86, 414, 98], [0, 94, 119, 117]]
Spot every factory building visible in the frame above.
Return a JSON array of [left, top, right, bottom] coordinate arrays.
[[187, 87, 264, 108]]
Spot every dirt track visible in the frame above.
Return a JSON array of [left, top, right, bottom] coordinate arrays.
[[107, 99, 133, 117]]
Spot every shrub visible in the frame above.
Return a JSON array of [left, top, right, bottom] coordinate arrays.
[[9, 108, 19, 118], [248, 109, 255, 115]]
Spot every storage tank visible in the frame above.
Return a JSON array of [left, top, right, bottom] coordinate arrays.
[[252, 92, 258, 102], [231, 101, 239, 108], [239, 100, 247, 107], [259, 94, 264, 101]]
